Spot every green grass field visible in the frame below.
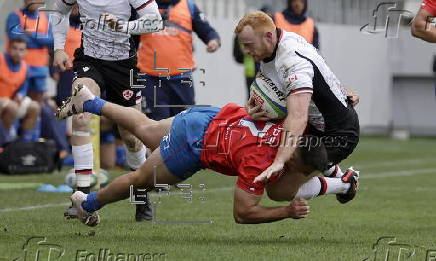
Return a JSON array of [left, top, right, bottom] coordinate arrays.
[[1, 137, 436, 261]]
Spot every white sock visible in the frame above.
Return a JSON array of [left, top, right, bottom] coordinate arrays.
[[324, 177, 350, 194], [294, 177, 321, 200], [323, 164, 344, 178], [72, 143, 93, 188], [295, 177, 350, 200], [126, 145, 146, 170]]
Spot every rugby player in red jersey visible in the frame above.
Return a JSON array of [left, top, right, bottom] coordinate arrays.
[[412, 0, 436, 42], [56, 84, 359, 226]]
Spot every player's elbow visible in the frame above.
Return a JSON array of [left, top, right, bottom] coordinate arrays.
[[234, 215, 246, 224], [233, 208, 251, 224], [411, 20, 427, 39], [233, 211, 246, 224], [411, 22, 420, 38]]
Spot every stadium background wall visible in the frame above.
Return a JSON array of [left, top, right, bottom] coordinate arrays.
[[1, 0, 434, 136]]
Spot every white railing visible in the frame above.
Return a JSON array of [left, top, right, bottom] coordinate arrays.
[[194, 0, 406, 25]]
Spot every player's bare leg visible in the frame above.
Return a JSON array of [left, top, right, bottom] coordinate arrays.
[[266, 152, 358, 203], [115, 104, 174, 222], [70, 78, 101, 193], [63, 78, 100, 219], [71, 147, 182, 226], [116, 103, 152, 221], [58, 84, 174, 220], [104, 104, 173, 150], [57, 84, 173, 150]]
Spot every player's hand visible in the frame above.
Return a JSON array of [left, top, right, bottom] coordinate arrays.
[[53, 50, 72, 72], [288, 199, 310, 219], [245, 96, 269, 121], [206, 39, 220, 53], [253, 160, 285, 183], [345, 88, 360, 107]]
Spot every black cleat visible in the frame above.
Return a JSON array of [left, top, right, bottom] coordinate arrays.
[[336, 167, 359, 204], [64, 205, 78, 219], [135, 193, 153, 222]]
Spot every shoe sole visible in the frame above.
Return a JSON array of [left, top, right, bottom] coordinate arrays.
[[337, 173, 359, 204], [56, 84, 85, 120], [64, 206, 78, 219]]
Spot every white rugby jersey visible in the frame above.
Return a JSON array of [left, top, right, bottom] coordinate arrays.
[[260, 29, 349, 132], [61, 0, 160, 61]]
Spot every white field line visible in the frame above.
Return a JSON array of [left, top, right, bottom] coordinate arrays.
[[1, 167, 435, 214], [0, 202, 70, 213], [361, 168, 436, 179], [0, 187, 234, 214], [353, 157, 434, 170]]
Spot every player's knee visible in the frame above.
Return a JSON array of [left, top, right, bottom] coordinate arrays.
[[73, 78, 100, 96], [72, 113, 92, 130], [233, 209, 247, 224]]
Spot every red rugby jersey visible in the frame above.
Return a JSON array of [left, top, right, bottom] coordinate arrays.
[[200, 104, 283, 195], [422, 0, 436, 15]]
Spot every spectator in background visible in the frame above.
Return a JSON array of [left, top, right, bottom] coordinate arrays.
[[233, 5, 272, 98], [275, 0, 320, 49], [411, 0, 436, 43], [0, 38, 40, 145], [6, 0, 53, 103], [138, 0, 221, 120], [6, 0, 68, 155]]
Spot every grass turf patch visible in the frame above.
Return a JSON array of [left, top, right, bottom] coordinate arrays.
[[1, 137, 435, 261]]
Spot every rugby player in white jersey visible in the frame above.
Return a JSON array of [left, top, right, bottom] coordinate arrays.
[[52, 0, 162, 221], [235, 12, 360, 201]]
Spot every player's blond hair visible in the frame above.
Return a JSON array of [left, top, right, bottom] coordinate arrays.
[[235, 11, 276, 34]]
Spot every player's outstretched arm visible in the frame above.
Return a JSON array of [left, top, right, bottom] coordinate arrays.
[[233, 188, 309, 224], [411, 8, 436, 43], [254, 93, 311, 184]]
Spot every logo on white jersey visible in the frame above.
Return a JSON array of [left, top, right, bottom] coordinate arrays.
[[289, 74, 298, 83], [123, 90, 134, 100]]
